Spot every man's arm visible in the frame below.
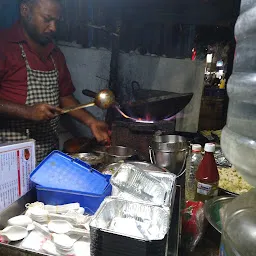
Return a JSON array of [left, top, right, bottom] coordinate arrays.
[[0, 99, 61, 121], [60, 95, 97, 127], [0, 99, 31, 119], [60, 95, 110, 143]]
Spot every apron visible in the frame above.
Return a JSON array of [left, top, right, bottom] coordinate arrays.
[[0, 43, 60, 164]]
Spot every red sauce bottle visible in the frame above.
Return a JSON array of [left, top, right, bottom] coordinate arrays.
[[194, 143, 219, 202]]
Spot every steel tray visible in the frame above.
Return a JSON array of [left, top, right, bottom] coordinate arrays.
[[0, 189, 49, 256], [0, 187, 181, 256]]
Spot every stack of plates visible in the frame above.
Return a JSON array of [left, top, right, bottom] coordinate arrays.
[[30, 208, 48, 223], [53, 233, 75, 255]]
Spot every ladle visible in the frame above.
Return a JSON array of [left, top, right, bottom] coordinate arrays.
[[0, 226, 28, 242], [61, 89, 115, 114], [48, 220, 89, 236]]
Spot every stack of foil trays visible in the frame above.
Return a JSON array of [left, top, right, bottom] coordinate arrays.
[[90, 163, 177, 256]]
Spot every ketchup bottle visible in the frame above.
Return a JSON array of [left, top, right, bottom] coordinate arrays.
[[194, 143, 219, 202]]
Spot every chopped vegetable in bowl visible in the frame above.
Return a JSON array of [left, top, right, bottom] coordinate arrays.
[[218, 167, 254, 194]]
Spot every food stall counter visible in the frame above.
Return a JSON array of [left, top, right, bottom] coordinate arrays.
[[0, 186, 181, 256]]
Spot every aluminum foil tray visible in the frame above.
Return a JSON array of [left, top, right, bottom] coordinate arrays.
[[110, 163, 171, 206], [90, 197, 170, 241], [112, 170, 176, 208], [214, 147, 232, 167]]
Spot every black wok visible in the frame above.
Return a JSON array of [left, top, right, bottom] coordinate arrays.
[[82, 89, 193, 121]]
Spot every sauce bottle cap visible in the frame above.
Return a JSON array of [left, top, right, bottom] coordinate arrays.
[[192, 144, 202, 152], [204, 143, 216, 153]]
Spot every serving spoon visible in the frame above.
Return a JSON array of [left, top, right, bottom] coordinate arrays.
[[0, 226, 28, 242], [48, 220, 89, 236], [33, 222, 75, 252]]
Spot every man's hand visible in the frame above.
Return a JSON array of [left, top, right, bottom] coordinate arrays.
[[60, 95, 111, 144], [89, 119, 110, 144], [29, 103, 62, 121]]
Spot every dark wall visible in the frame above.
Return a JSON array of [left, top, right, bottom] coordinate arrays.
[[0, 0, 240, 58], [101, 0, 240, 57], [0, 1, 19, 29], [98, 0, 241, 25], [56, 0, 240, 58]]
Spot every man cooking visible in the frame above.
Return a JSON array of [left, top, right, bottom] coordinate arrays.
[[0, 0, 110, 163]]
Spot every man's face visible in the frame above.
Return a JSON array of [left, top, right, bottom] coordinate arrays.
[[21, 0, 61, 45]]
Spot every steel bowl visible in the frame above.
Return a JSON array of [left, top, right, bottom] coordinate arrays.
[[70, 153, 105, 166], [204, 196, 234, 233], [105, 146, 136, 164]]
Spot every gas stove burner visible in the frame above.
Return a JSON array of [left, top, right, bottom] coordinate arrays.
[[111, 119, 176, 160], [115, 105, 178, 124], [113, 119, 176, 134], [115, 106, 155, 123]]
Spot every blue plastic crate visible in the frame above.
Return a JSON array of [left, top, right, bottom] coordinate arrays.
[[30, 151, 112, 214], [36, 180, 112, 215]]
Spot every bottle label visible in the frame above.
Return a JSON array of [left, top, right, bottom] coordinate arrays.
[[219, 243, 227, 256], [197, 182, 218, 196]]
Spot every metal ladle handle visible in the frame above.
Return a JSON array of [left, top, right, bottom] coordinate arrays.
[[149, 146, 156, 164], [61, 102, 95, 114], [176, 151, 188, 178]]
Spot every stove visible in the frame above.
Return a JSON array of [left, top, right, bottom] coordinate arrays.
[[107, 86, 192, 161], [111, 119, 176, 161]]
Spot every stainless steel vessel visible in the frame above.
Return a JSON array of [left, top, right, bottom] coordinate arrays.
[[149, 135, 188, 176], [105, 146, 136, 163], [70, 152, 104, 166]]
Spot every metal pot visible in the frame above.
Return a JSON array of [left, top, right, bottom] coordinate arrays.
[[105, 146, 136, 164], [82, 88, 193, 121], [149, 135, 188, 176]]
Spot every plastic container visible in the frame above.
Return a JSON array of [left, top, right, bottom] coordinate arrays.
[[195, 143, 219, 202], [30, 151, 112, 214], [185, 144, 203, 201], [221, 0, 256, 187], [220, 189, 256, 256]]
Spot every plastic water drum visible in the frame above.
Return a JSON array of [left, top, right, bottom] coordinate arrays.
[[221, 0, 256, 187]]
